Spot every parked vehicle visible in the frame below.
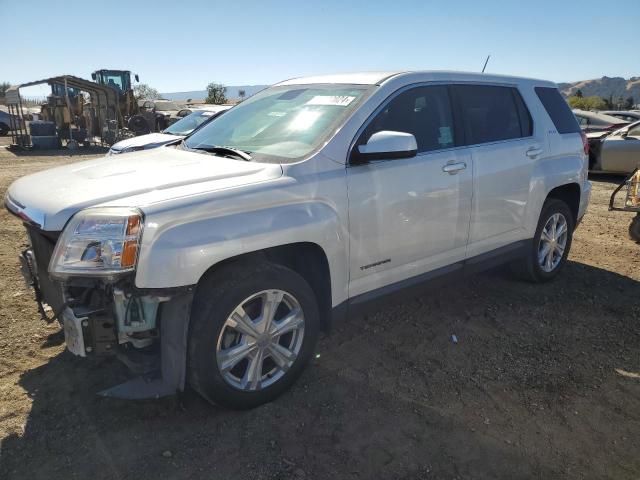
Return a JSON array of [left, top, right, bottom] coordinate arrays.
[[573, 109, 628, 133], [0, 109, 22, 135], [599, 110, 640, 123], [108, 105, 231, 155], [139, 99, 185, 131], [587, 121, 640, 173], [6, 71, 591, 409]]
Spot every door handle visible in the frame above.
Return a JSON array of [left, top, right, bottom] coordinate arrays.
[[526, 147, 542, 158], [442, 162, 467, 174]]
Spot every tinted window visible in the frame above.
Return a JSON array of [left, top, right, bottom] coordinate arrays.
[[455, 85, 526, 145], [359, 85, 455, 153], [535, 87, 581, 134], [513, 90, 533, 137]]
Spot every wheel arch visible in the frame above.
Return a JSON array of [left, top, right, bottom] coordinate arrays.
[[546, 182, 581, 223], [196, 242, 333, 331]]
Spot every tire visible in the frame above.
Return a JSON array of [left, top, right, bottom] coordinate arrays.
[[188, 260, 320, 409], [127, 115, 150, 136], [0, 123, 9, 136], [511, 198, 574, 282], [629, 215, 640, 243]]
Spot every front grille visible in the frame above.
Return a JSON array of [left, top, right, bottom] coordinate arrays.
[[25, 225, 65, 312]]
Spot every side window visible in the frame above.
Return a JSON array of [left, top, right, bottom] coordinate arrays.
[[535, 87, 581, 134], [454, 85, 525, 145], [359, 85, 456, 154], [628, 124, 640, 138]]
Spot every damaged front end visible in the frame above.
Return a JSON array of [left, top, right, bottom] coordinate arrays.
[[58, 279, 193, 399], [14, 206, 194, 400]]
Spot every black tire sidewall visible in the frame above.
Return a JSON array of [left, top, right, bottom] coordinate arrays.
[[188, 262, 320, 409], [0, 123, 9, 136], [529, 199, 574, 281]]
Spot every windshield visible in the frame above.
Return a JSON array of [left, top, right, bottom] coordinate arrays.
[[184, 84, 372, 163], [165, 110, 220, 135]]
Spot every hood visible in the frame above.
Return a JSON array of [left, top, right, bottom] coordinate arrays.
[[6, 147, 283, 231], [110, 133, 181, 152]]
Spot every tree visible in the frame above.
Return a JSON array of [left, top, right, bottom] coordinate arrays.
[[575, 89, 583, 98], [624, 96, 634, 110], [206, 82, 227, 104], [0, 82, 10, 97], [133, 83, 161, 100], [567, 95, 607, 111], [238, 89, 246, 102]]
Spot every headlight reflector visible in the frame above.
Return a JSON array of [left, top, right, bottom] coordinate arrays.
[[49, 208, 143, 278]]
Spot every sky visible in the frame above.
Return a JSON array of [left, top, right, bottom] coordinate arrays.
[[1, 0, 638, 94]]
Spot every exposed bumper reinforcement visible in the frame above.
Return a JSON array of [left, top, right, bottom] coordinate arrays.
[[99, 292, 193, 400]]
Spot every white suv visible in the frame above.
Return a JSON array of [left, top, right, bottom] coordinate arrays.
[[6, 71, 591, 409]]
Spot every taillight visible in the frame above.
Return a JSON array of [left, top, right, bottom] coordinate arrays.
[[580, 131, 589, 155]]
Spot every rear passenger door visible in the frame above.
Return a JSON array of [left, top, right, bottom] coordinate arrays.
[[452, 84, 539, 257]]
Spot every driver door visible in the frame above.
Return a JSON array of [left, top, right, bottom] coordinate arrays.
[[347, 85, 472, 298]]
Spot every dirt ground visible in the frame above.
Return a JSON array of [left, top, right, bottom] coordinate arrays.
[[0, 137, 638, 480]]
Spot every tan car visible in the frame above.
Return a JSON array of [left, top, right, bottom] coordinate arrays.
[[588, 121, 640, 173]]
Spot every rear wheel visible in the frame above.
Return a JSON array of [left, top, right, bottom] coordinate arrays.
[[188, 261, 319, 409], [511, 199, 574, 282]]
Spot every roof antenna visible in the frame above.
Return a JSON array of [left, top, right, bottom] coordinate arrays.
[[481, 55, 491, 73]]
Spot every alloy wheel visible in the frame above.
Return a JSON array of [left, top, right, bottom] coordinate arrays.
[[215, 289, 305, 391], [538, 212, 568, 273]]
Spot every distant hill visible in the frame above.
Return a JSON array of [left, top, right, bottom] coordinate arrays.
[[558, 76, 640, 103], [161, 85, 268, 101]]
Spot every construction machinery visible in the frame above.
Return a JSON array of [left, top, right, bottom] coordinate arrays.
[[91, 69, 152, 136], [5, 69, 153, 149]]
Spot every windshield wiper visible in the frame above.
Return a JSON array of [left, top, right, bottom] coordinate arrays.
[[188, 145, 252, 161]]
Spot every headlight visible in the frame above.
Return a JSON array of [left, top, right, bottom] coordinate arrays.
[[49, 207, 143, 279]]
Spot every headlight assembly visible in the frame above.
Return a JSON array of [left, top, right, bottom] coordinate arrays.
[[49, 207, 143, 279]]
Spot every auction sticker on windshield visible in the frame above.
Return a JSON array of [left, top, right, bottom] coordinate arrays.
[[306, 96, 356, 107]]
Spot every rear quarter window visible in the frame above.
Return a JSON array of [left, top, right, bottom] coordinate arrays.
[[535, 87, 581, 134]]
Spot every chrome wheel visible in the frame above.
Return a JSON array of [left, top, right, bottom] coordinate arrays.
[[538, 212, 568, 273], [215, 289, 305, 391]]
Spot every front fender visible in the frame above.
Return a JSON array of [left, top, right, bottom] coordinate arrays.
[[135, 201, 348, 306]]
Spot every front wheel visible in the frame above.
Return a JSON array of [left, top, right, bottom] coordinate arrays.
[[188, 261, 320, 409], [511, 199, 574, 282]]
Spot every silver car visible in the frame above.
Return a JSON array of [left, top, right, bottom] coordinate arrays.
[[573, 109, 628, 133], [109, 105, 231, 154], [599, 110, 640, 123], [588, 121, 640, 173]]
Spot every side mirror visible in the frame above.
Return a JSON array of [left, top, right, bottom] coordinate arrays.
[[91, 72, 96, 80], [620, 130, 628, 138], [135, 74, 140, 82], [351, 130, 417, 164]]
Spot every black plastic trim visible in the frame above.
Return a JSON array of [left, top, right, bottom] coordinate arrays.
[[332, 239, 531, 321]]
